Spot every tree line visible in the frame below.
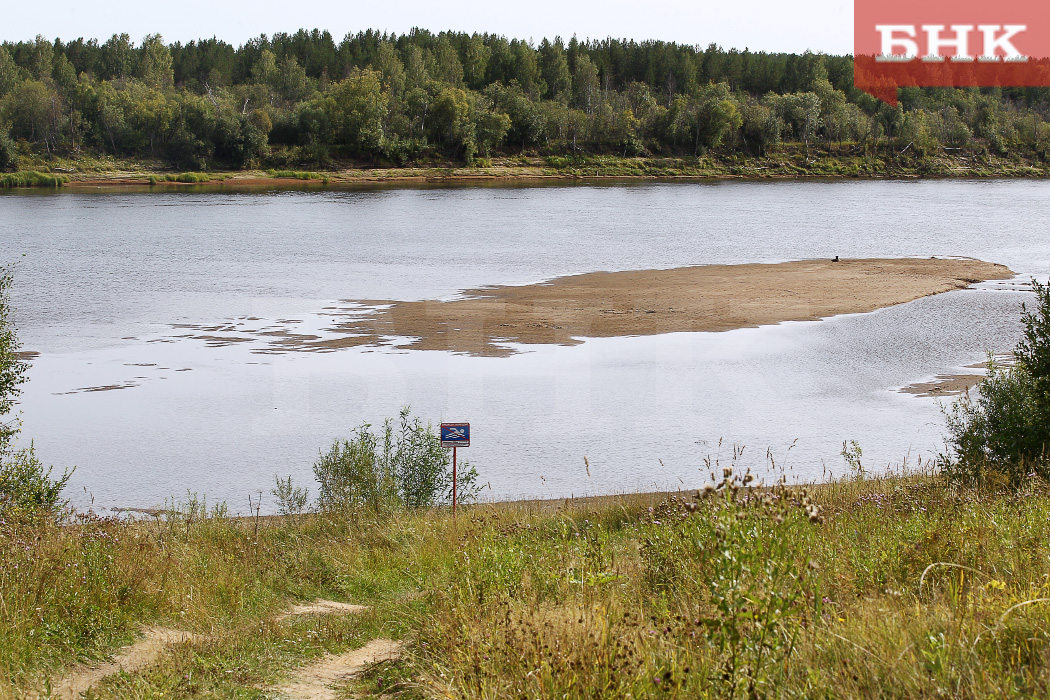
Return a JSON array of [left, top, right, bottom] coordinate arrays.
[[1, 29, 1050, 170]]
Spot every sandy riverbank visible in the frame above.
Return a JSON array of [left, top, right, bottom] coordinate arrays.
[[261, 257, 1013, 357]]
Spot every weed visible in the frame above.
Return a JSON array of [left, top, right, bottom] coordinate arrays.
[[272, 475, 309, 517], [842, 440, 865, 479]]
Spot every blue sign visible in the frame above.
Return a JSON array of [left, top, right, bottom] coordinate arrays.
[[440, 423, 470, 447]]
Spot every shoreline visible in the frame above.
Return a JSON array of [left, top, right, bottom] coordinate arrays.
[[51, 169, 1050, 190], [6, 149, 1050, 190]]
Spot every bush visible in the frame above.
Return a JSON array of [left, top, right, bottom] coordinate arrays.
[[943, 279, 1050, 484], [0, 443, 72, 517], [312, 406, 479, 514]]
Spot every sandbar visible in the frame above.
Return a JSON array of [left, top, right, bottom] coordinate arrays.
[[273, 257, 1014, 357]]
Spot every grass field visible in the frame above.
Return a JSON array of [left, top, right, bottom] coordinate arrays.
[[1, 469, 1048, 699]]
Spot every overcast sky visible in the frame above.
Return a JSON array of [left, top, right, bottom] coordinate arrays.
[[1, 0, 855, 55]]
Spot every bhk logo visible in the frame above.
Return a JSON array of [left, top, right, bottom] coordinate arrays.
[[855, 0, 1050, 105]]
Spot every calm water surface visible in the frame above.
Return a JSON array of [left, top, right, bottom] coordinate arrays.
[[1, 179, 1046, 512]]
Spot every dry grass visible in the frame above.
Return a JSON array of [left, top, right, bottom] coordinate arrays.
[[1, 473, 1048, 699]]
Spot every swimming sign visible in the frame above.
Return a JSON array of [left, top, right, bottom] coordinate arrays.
[[440, 423, 470, 447]]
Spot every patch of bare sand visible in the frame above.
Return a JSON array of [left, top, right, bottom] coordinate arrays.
[[899, 353, 1017, 397], [275, 599, 370, 621], [277, 639, 404, 700], [900, 374, 987, 397], [283, 258, 1012, 357], [47, 627, 200, 699]]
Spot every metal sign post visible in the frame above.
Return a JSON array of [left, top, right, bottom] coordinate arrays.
[[440, 423, 470, 516]]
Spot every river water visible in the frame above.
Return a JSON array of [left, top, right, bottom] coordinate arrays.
[[1, 179, 1046, 513]]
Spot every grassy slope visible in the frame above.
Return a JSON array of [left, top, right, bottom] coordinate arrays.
[[1, 474, 1048, 699]]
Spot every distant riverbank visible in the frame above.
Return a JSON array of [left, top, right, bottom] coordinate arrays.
[[5, 147, 1050, 191]]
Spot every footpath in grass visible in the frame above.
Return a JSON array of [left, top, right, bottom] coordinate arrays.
[[1, 473, 1049, 699]]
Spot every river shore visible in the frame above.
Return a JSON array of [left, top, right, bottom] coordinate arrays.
[[6, 147, 1049, 190]]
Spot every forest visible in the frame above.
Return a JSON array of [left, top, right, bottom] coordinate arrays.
[[1, 29, 1050, 170]]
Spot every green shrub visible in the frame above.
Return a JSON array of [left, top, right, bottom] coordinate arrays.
[[943, 279, 1050, 484], [0, 443, 72, 517], [312, 406, 479, 515]]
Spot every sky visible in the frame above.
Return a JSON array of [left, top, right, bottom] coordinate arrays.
[[1, 0, 855, 55]]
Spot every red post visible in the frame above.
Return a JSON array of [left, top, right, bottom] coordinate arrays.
[[452, 445, 458, 517]]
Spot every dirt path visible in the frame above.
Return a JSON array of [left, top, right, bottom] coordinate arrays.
[[44, 598, 374, 698], [48, 627, 201, 699], [276, 639, 405, 700], [275, 599, 370, 621]]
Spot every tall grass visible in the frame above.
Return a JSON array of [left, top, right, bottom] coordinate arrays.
[[266, 169, 321, 180], [0, 495, 436, 698], [0, 172, 67, 188], [1, 475, 1048, 698], [163, 172, 214, 183], [416, 474, 1050, 699]]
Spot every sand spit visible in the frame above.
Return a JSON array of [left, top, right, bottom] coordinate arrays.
[[267, 258, 1014, 357]]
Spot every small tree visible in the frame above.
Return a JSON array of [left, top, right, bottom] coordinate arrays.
[[0, 267, 72, 516], [312, 406, 480, 515], [0, 267, 27, 449], [943, 279, 1050, 484]]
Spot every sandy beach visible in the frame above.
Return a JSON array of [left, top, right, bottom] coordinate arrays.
[[266, 257, 1014, 357]]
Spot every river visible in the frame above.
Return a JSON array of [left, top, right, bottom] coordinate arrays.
[[1, 178, 1045, 513]]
